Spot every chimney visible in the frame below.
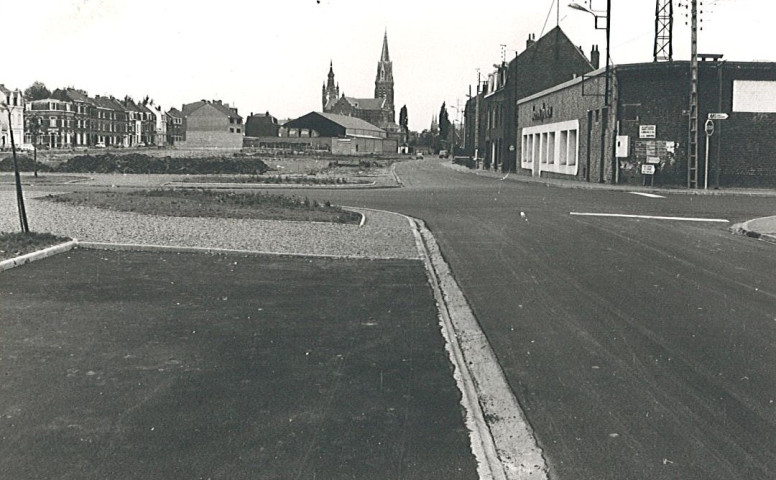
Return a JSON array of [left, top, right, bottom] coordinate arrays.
[[590, 45, 600, 69], [526, 33, 536, 49]]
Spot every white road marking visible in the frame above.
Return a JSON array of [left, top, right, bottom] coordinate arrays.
[[629, 192, 666, 198], [570, 212, 729, 223]]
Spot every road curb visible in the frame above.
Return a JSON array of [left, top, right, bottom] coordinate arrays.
[[378, 207, 547, 480], [0, 240, 78, 272], [730, 218, 776, 244]]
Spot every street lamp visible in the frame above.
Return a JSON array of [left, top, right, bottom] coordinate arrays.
[[568, 1, 610, 106], [570, 1, 611, 183]]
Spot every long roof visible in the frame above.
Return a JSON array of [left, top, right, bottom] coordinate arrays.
[[316, 112, 385, 131]]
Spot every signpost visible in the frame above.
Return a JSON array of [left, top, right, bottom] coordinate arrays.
[[641, 163, 655, 186], [704, 114, 726, 189]]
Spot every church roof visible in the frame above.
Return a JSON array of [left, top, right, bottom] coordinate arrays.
[[341, 96, 386, 111]]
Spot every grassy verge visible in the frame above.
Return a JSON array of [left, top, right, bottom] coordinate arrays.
[[176, 175, 366, 185], [0, 232, 72, 260], [41, 189, 362, 224]]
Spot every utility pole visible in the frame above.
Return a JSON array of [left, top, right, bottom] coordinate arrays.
[[474, 69, 481, 164], [687, 0, 699, 188]]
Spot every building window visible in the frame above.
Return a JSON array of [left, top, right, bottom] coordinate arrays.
[[229, 127, 234, 133], [522, 119, 579, 175]]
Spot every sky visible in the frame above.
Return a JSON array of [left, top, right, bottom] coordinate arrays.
[[2, 0, 773, 131]]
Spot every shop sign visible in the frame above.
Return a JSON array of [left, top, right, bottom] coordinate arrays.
[[646, 156, 661, 164], [532, 104, 553, 122], [641, 164, 656, 175], [639, 125, 656, 139]]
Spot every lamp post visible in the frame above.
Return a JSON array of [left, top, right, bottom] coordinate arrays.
[[570, 0, 611, 183]]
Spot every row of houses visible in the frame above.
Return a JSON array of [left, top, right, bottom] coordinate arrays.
[[464, 27, 776, 187], [0, 84, 286, 151]]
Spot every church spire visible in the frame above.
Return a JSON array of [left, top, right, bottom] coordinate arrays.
[[323, 60, 339, 111], [375, 30, 394, 122], [380, 29, 390, 63]]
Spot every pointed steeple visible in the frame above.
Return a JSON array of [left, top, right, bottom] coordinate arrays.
[[380, 29, 390, 63], [374, 30, 394, 122], [323, 60, 339, 111]]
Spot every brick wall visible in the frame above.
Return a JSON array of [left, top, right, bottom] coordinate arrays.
[[617, 62, 776, 187]]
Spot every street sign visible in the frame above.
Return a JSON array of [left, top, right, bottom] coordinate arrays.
[[641, 164, 656, 175], [704, 119, 715, 136], [639, 125, 656, 139], [708, 113, 729, 120]]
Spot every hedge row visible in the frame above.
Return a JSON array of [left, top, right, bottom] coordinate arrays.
[[1, 153, 269, 175]]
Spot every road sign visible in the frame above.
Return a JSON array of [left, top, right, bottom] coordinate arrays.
[[641, 164, 656, 175], [708, 113, 728, 120], [704, 119, 714, 136], [639, 125, 656, 139]]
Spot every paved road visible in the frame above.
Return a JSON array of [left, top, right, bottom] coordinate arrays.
[[298, 159, 776, 480]]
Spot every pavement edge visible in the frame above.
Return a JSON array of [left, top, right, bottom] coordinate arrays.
[[0, 240, 78, 272], [405, 214, 549, 480]]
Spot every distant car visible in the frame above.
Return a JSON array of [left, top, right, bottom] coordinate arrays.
[[415, 152, 424, 159], [94, 142, 106, 148], [18, 143, 35, 152], [439, 150, 449, 158]]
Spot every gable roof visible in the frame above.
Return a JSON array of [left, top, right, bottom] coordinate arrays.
[[340, 96, 386, 111], [166, 107, 183, 118], [283, 111, 385, 137], [182, 99, 241, 120], [316, 111, 385, 131]]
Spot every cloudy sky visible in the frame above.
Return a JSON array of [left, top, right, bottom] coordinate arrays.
[[2, 0, 772, 131]]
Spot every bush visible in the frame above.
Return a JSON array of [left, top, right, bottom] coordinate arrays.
[[53, 153, 270, 175], [0, 155, 52, 173]]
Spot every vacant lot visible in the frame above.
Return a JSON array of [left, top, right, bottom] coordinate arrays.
[[0, 250, 477, 479]]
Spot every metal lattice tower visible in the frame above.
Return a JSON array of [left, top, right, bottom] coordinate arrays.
[[654, 0, 673, 62]]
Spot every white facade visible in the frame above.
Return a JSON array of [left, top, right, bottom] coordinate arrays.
[[0, 85, 25, 149]]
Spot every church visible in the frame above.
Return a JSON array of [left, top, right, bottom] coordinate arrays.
[[321, 32, 401, 138]]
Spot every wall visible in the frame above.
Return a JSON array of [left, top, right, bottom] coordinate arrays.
[[517, 71, 611, 182], [179, 131, 243, 149], [616, 61, 776, 187]]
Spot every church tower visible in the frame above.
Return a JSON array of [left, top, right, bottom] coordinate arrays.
[[374, 31, 395, 122], [322, 61, 339, 111]]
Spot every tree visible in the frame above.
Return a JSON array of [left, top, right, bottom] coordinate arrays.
[[27, 114, 42, 177], [439, 102, 451, 142], [24, 81, 50, 101], [399, 105, 408, 143]]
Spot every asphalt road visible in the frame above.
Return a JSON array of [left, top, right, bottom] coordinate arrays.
[[296, 159, 776, 480]]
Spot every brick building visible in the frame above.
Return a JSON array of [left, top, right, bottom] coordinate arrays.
[[178, 99, 243, 149], [25, 97, 75, 149], [245, 111, 279, 138], [464, 26, 596, 171], [517, 59, 776, 187]]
